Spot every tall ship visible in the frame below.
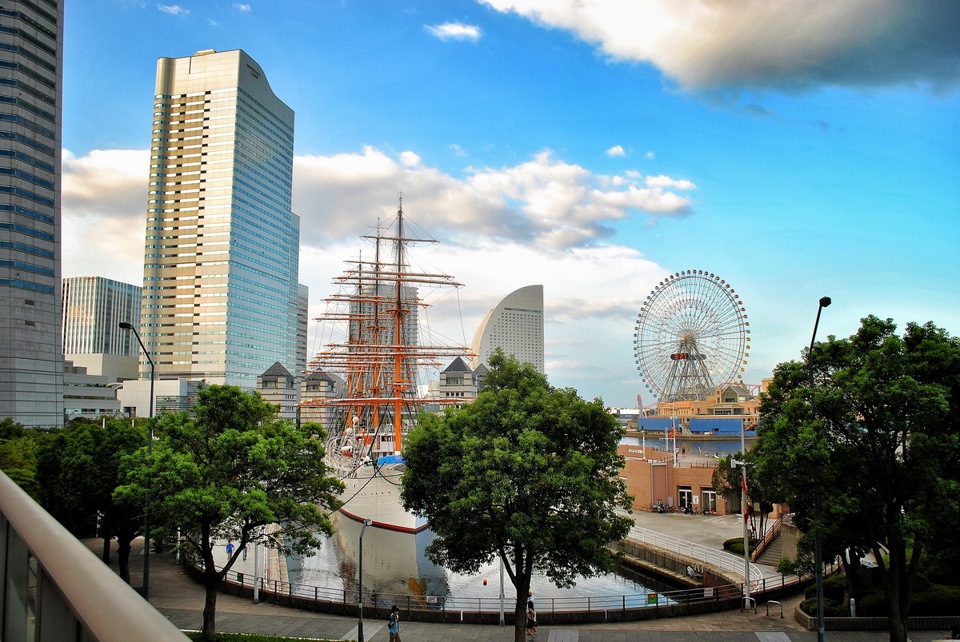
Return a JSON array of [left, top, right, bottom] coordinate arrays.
[[302, 196, 474, 533]]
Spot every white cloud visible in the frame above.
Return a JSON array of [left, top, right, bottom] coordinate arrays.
[[63, 146, 696, 404], [233, 3, 252, 11], [644, 175, 695, 190], [426, 22, 482, 42], [62, 149, 149, 219], [605, 145, 625, 157], [293, 147, 693, 250], [61, 149, 150, 284], [400, 151, 422, 167], [479, 0, 960, 92], [644, 151, 655, 160], [156, 4, 190, 16]]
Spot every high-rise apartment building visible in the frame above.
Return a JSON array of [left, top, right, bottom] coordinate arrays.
[[61, 276, 141, 380], [470, 284, 544, 373], [0, 1, 64, 427], [141, 49, 300, 388]]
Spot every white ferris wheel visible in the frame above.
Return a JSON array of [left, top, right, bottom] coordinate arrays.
[[633, 270, 750, 403]]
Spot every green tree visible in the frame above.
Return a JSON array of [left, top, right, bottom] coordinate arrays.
[[115, 384, 343, 642], [401, 351, 633, 642], [0, 418, 40, 497], [755, 316, 960, 642], [36, 418, 147, 580]]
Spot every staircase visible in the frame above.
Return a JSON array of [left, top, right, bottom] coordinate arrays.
[[755, 533, 783, 566], [751, 516, 784, 567]]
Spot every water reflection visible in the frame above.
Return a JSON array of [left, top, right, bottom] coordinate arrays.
[[288, 513, 657, 602]]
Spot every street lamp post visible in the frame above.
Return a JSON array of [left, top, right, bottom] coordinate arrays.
[[119, 321, 154, 600], [731, 453, 751, 608], [357, 519, 372, 642], [808, 296, 831, 642]]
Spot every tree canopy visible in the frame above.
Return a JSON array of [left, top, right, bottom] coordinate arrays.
[[401, 351, 632, 642], [754, 315, 960, 642], [0, 418, 40, 498], [36, 418, 147, 579], [115, 384, 343, 641]]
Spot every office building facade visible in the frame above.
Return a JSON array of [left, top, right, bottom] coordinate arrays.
[[469, 284, 544, 373], [61, 276, 141, 381], [0, 1, 64, 426], [62, 276, 141, 356], [141, 49, 300, 388]]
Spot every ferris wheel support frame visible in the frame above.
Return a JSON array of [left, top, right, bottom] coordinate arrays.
[[633, 269, 750, 405]]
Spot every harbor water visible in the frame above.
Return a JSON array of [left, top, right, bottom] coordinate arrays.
[[288, 513, 670, 606]]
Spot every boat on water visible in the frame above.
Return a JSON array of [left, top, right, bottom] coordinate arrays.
[[302, 195, 474, 533]]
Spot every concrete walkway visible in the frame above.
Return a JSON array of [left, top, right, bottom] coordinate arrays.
[[84, 513, 955, 641]]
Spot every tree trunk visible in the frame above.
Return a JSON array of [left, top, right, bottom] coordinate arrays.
[[117, 536, 132, 584], [513, 572, 532, 642], [514, 594, 527, 642], [201, 573, 219, 641], [101, 533, 111, 564], [885, 527, 909, 642]]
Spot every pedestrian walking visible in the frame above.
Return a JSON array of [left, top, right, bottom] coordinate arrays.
[[388, 604, 401, 641], [226, 542, 234, 556], [525, 600, 537, 640]]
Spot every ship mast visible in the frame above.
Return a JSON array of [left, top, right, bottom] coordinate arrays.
[[391, 196, 409, 449], [302, 193, 474, 458]]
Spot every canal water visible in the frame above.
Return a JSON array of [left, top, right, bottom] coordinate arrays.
[[288, 512, 668, 604]]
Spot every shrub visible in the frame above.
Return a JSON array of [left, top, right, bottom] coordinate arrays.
[[775, 557, 795, 576], [911, 573, 932, 593], [800, 596, 846, 617], [823, 574, 847, 601], [804, 575, 846, 601], [850, 583, 960, 617], [722, 537, 758, 555], [909, 584, 960, 616], [855, 590, 887, 616]]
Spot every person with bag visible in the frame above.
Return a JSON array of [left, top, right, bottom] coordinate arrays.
[[388, 604, 401, 641], [525, 600, 537, 640]]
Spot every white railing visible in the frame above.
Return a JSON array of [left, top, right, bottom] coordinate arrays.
[[628, 525, 766, 584], [0, 471, 187, 642]]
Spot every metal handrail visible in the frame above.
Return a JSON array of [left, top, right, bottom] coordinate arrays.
[[0, 470, 187, 641], [213, 527, 803, 618], [627, 525, 765, 583], [751, 515, 783, 561], [227, 569, 745, 614]]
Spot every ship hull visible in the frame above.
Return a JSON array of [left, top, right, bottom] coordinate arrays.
[[336, 460, 428, 533]]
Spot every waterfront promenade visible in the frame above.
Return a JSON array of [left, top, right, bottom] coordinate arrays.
[[85, 512, 956, 641]]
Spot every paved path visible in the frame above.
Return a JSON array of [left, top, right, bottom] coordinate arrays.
[[84, 512, 955, 641]]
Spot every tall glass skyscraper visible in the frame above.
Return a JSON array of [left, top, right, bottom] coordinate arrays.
[[0, 1, 64, 427], [141, 49, 300, 387]]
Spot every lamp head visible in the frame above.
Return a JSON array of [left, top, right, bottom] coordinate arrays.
[[119, 322, 133, 330], [819, 296, 831, 308]]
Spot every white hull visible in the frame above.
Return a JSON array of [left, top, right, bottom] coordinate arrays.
[[328, 512, 448, 601], [336, 460, 428, 533]]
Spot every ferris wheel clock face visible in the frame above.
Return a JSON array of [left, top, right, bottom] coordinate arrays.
[[633, 270, 750, 403]]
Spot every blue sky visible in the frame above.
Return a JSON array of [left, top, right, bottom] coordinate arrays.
[[61, 1, 960, 407]]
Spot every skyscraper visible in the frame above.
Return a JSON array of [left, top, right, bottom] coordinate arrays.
[[470, 284, 544, 373], [0, 1, 64, 427], [62, 276, 141, 380], [141, 49, 300, 387]]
